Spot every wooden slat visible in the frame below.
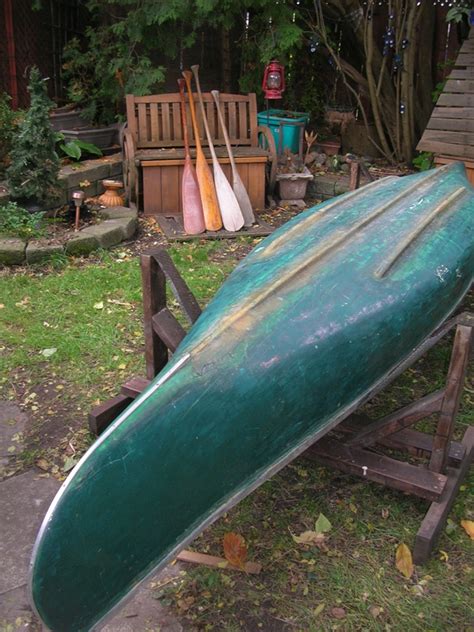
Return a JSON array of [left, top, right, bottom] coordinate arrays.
[[449, 69, 474, 79], [431, 106, 474, 119], [142, 166, 163, 214], [121, 376, 151, 398], [140, 253, 168, 379], [306, 436, 448, 502], [456, 53, 474, 66], [137, 103, 148, 144], [421, 129, 474, 146], [228, 102, 237, 140], [249, 94, 258, 146], [437, 93, 474, 107], [172, 102, 182, 141], [161, 103, 171, 141], [161, 165, 180, 213], [427, 117, 474, 133], [238, 101, 247, 141], [416, 139, 474, 160], [126, 95, 138, 140], [152, 308, 186, 352], [205, 101, 217, 143], [89, 395, 133, 436], [444, 79, 474, 94], [150, 103, 159, 143]]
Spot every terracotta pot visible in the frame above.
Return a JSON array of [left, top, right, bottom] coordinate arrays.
[[318, 139, 341, 156], [276, 167, 313, 200]]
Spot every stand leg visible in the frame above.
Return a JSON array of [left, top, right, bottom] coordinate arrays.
[[141, 253, 169, 380]]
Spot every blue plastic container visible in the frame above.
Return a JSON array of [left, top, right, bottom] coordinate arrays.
[[257, 109, 310, 154]]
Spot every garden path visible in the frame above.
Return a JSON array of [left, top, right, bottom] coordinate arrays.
[[0, 401, 184, 632]]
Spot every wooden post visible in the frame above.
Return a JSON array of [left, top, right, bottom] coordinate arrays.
[[349, 161, 361, 191], [140, 253, 169, 380], [429, 324, 472, 473]]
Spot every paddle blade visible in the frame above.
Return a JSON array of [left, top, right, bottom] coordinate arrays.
[[196, 154, 223, 231], [213, 163, 245, 232], [182, 158, 206, 234], [233, 173, 255, 227]]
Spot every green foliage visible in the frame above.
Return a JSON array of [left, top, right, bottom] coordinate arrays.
[[58, 138, 102, 161], [412, 151, 434, 172], [446, 5, 473, 23], [432, 81, 445, 104], [0, 93, 20, 174], [0, 201, 45, 239], [7, 68, 60, 206]]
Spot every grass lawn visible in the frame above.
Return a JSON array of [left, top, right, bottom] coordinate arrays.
[[0, 236, 472, 632]]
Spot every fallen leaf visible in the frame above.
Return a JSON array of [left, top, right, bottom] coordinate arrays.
[[118, 363, 127, 370], [0, 304, 4, 309], [313, 603, 325, 616], [40, 348, 57, 358], [315, 513, 332, 534], [63, 456, 78, 472], [331, 607, 346, 619], [460, 520, 474, 540], [381, 508, 389, 520], [36, 458, 50, 471], [93, 301, 104, 310], [292, 530, 326, 546], [395, 543, 414, 579], [369, 605, 383, 619], [223, 532, 247, 569]]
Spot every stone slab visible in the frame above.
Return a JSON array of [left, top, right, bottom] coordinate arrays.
[[0, 238, 26, 266], [98, 206, 138, 220], [81, 222, 124, 248], [0, 470, 60, 594], [105, 217, 138, 240], [26, 243, 64, 265], [65, 233, 100, 256]]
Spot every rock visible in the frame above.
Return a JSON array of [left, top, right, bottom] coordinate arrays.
[[26, 242, 64, 264], [65, 232, 100, 256], [313, 152, 327, 166], [98, 206, 138, 220], [0, 238, 26, 265], [104, 217, 138, 240], [340, 163, 350, 174], [80, 221, 124, 248]]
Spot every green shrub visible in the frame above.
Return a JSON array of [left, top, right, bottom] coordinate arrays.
[[7, 67, 60, 207], [0, 93, 19, 173], [0, 201, 45, 239]]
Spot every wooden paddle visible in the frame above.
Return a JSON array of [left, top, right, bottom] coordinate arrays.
[[182, 71, 222, 231], [177, 79, 205, 235], [191, 65, 244, 232], [211, 90, 255, 227]]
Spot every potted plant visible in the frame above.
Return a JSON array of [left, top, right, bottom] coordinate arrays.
[[7, 68, 60, 212], [276, 149, 313, 204]]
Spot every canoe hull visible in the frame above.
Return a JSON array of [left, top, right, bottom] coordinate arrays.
[[30, 164, 474, 631]]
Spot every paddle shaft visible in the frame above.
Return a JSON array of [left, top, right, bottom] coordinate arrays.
[[177, 78, 205, 235], [211, 89, 255, 226], [191, 65, 244, 231], [182, 70, 222, 231]]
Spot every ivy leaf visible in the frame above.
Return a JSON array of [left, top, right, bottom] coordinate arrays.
[[40, 347, 57, 358], [395, 543, 414, 579], [223, 532, 247, 569], [315, 513, 332, 534], [460, 520, 474, 540]]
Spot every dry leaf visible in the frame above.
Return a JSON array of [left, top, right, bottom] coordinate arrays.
[[313, 603, 325, 616], [36, 458, 50, 471], [223, 532, 247, 569], [460, 520, 474, 540], [292, 530, 326, 546], [395, 543, 414, 579], [369, 605, 383, 619], [93, 301, 104, 310], [331, 607, 346, 619]]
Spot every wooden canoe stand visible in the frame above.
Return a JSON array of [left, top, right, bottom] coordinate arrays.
[[90, 248, 473, 564]]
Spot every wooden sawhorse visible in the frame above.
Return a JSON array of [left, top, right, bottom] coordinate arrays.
[[90, 248, 473, 564]]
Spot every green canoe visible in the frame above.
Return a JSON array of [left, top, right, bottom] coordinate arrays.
[[30, 163, 473, 631]]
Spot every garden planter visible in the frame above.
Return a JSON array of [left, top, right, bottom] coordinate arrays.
[[257, 109, 309, 154], [276, 167, 313, 202], [49, 106, 86, 132], [317, 138, 341, 156], [60, 124, 119, 150]]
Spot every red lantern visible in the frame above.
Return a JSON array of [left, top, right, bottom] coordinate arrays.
[[262, 60, 285, 99]]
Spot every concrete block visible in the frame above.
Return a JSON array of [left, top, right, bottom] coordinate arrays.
[[80, 222, 124, 248], [26, 242, 64, 264], [98, 206, 137, 220], [65, 233, 100, 256], [0, 238, 26, 265]]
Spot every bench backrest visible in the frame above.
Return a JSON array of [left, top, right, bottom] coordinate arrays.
[[126, 92, 259, 149]]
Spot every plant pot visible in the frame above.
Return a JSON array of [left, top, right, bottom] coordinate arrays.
[[276, 167, 314, 200], [257, 109, 310, 154], [50, 106, 86, 132], [317, 138, 341, 156], [60, 124, 119, 150]]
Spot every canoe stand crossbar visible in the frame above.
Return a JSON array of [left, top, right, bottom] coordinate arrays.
[[89, 248, 473, 565]]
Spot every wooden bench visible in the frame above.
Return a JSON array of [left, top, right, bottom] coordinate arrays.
[[123, 92, 276, 215]]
